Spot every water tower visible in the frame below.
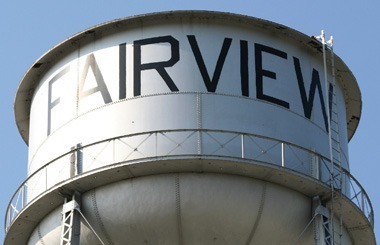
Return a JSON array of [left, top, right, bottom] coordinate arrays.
[[5, 11, 375, 244]]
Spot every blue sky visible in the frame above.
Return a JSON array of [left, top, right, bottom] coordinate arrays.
[[1, 1, 378, 242]]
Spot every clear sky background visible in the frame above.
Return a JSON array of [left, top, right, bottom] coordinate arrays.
[[0, 0, 378, 242]]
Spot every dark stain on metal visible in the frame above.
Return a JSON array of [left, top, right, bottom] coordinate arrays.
[[275, 25, 287, 30], [308, 40, 323, 53], [85, 30, 95, 35], [33, 63, 43, 68]]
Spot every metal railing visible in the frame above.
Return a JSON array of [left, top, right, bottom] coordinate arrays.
[[4, 129, 374, 232]]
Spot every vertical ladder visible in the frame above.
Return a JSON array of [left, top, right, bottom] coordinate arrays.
[[315, 30, 343, 245], [327, 36, 344, 245]]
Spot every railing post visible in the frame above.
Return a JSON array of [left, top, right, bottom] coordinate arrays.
[[361, 192, 365, 213], [197, 129, 202, 155], [21, 185, 24, 209], [112, 138, 115, 163], [155, 132, 158, 157], [7, 206, 11, 231], [70, 146, 76, 177], [76, 143, 83, 175], [45, 166, 48, 190], [311, 154, 320, 180], [71, 144, 83, 176], [241, 134, 245, 159], [281, 143, 285, 167]]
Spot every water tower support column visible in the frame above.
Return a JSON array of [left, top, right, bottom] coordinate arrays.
[[60, 192, 81, 245], [312, 196, 333, 245]]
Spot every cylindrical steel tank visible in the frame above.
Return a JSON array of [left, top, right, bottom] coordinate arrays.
[[5, 11, 375, 245]]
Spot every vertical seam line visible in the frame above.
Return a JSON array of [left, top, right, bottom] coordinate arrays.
[[91, 189, 114, 245], [37, 224, 45, 245], [245, 182, 267, 245], [175, 174, 183, 245]]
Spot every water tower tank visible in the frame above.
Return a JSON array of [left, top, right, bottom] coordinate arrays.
[[5, 11, 375, 244]]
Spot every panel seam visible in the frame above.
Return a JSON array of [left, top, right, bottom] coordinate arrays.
[[245, 181, 267, 244]]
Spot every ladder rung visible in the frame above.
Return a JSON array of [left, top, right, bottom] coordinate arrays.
[[331, 134, 339, 140], [332, 144, 340, 150], [331, 128, 339, 134], [332, 148, 340, 155], [332, 148, 341, 154], [331, 119, 339, 124], [333, 158, 341, 164], [332, 171, 341, 177], [333, 153, 341, 158], [333, 152, 341, 158], [332, 140, 340, 146], [332, 138, 340, 144], [333, 151, 341, 157]]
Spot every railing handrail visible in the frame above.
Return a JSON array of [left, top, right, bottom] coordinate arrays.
[[4, 129, 374, 232]]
